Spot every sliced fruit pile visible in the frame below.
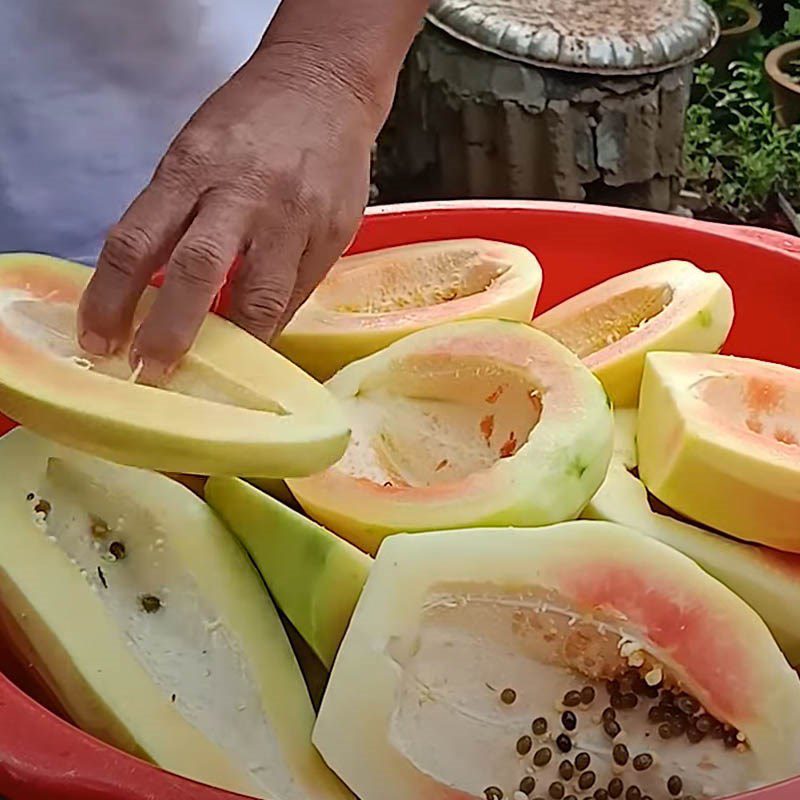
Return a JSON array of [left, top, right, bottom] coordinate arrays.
[[0, 240, 798, 800]]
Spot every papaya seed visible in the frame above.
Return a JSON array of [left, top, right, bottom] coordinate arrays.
[[500, 687, 517, 705], [516, 735, 533, 756], [533, 747, 552, 767], [484, 787, 503, 800], [561, 711, 577, 731], [577, 770, 596, 791], [574, 752, 591, 771], [139, 594, 162, 614], [580, 686, 596, 705], [547, 781, 564, 799], [562, 690, 582, 708], [632, 753, 653, 771], [607, 778, 624, 799], [519, 776, 536, 794], [555, 734, 572, 753], [109, 541, 126, 561], [532, 717, 548, 736], [667, 775, 682, 796]]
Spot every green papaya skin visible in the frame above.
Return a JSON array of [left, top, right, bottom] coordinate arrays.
[[205, 477, 371, 669]]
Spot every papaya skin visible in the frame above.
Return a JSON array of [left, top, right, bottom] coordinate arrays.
[[585, 408, 800, 666], [205, 477, 371, 670]]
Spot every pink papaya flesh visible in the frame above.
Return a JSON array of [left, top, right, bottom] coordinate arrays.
[[638, 352, 800, 552], [313, 521, 800, 800]]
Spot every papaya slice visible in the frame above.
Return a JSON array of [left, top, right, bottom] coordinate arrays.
[[0, 253, 349, 477], [205, 476, 371, 670], [287, 319, 614, 554], [275, 239, 543, 380], [533, 261, 734, 407], [313, 520, 800, 800], [586, 409, 800, 665], [638, 352, 800, 552], [0, 427, 352, 800]]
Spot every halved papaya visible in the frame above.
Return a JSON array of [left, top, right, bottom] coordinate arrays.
[[275, 239, 543, 380], [0, 253, 349, 477], [0, 427, 353, 800], [287, 319, 614, 554], [638, 352, 800, 552], [313, 521, 800, 800], [586, 409, 800, 665], [533, 261, 734, 407], [205, 476, 371, 670]]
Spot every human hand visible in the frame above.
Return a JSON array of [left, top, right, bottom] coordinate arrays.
[[77, 47, 376, 383]]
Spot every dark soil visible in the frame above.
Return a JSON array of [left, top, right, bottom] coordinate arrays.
[[694, 194, 799, 234], [719, 5, 751, 29]]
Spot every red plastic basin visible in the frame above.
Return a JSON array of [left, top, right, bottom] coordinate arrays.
[[0, 200, 798, 800]]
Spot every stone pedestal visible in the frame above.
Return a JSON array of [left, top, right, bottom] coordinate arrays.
[[376, 24, 696, 212]]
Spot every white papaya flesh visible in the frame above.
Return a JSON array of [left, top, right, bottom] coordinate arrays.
[[0, 427, 352, 800], [288, 319, 614, 554], [205, 476, 371, 670], [314, 521, 800, 800], [638, 352, 800, 552], [533, 261, 734, 407], [0, 253, 349, 477], [586, 409, 800, 666], [275, 239, 543, 380]]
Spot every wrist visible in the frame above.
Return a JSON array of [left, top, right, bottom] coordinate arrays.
[[248, 39, 399, 134]]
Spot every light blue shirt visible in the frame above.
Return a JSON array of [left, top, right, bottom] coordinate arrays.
[[0, 1, 280, 264]]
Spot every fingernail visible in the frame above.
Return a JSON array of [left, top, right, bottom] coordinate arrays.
[[129, 349, 173, 387], [80, 329, 114, 356]]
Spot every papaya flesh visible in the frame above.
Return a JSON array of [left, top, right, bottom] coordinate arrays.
[[314, 520, 800, 800], [0, 253, 349, 477], [275, 239, 543, 381], [638, 352, 800, 552], [288, 319, 614, 554], [585, 409, 800, 666], [0, 427, 352, 800], [533, 260, 734, 407], [205, 476, 371, 670]]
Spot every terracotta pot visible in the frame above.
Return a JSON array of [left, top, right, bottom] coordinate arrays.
[[766, 40, 800, 127], [703, 0, 762, 76]]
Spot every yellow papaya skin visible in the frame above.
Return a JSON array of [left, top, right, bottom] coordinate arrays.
[[637, 352, 800, 552]]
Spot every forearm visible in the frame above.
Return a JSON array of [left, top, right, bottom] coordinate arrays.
[[251, 0, 429, 130]]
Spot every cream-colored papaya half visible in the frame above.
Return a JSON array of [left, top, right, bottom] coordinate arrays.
[[0, 427, 352, 800], [314, 521, 800, 800], [586, 409, 800, 666], [275, 239, 543, 380], [638, 352, 800, 552], [533, 260, 734, 407], [288, 319, 614, 554], [0, 253, 349, 477]]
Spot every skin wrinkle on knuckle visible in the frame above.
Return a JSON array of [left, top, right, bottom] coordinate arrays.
[[101, 225, 157, 279], [235, 283, 290, 331], [172, 236, 230, 290]]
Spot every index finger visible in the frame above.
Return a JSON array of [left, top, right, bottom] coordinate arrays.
[[78, 182, 195, 355]]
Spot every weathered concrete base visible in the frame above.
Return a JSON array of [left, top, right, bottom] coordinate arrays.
[[376, 24, 693, 212]]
